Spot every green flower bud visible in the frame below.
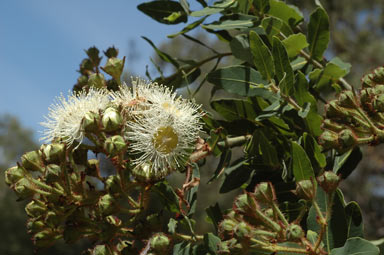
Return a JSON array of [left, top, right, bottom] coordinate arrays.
[[105, 175, 122, 194], [375, 85, 384, 94], [33, 229, 57, 247], [264, 208, 274, 219], [90, 244, 113, 255], [362, 73, 375, 87], [150, 233, 170, 253], [106, 215, 122, 227], [88, 72, 106, 89], [14, 178, 35, 200], [41, 143, 65, 163], [296, 179, 316, 200], [373, 94, 384, 112], [233, 193, 258, 216], [45, 164, 61, 184], [317, 171, 340, 193], [220, 219, 238, 233], [77, 75, 88, 86], [82, 111, 100, 131], [104, 135, 127, 156], [131, 162, 168, 183], [102, 107, 122, 132], [103, 57, 124, 81], [21, 150, 44, 172], [98, 194, 118, 216], [27, 219, 46, 233], [45, 211, 62, 227], [338, 91, 356, 108], [25, 200, 47, 218], [5, 165, 26, 186], [234, 221, 253, 239], [254, 182, 275, 204], [338, 129, 357, 148], [318, 130, 339, 149], [321, 119, 344, 132], [285, 224, 304, 241], [360, 88, 373, 106], [325, 100, 345, 118]]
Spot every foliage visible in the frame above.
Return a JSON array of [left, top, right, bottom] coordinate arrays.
[[4, 0, 384, 254]]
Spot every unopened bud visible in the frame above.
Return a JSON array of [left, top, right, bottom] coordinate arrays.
[[104, 135, 126, 156], [88, 73, 106, 89], [5, 165, 26, 186], [233, 193, 258, 216], [220, 219, 237, 234], [45, 164, 61, 184], [317, 171, 340, 193], [325, 100, 344, 118], [41, 143, 65, 163], [254, 182, 275, 204], [98, 194, 118, 216], [103, 57, 124, 81], [373, 94, 384, 112], [338, 129, 357, 148], [90, 244, 113, 255], [27, 219, 46, 233], [82, 111, 100, 131], [285, 224, 304, 241], [102, 107, 122, 132], [21, 150, 44, 172], [296, 180, 316, 200], [150, 233, 171, 253], [264, 208, 274, 219], [318, 130, 339, 149], [14, 178, 35, 199], [321, 119, 344, 132], [105, 175, 121, 194], [33, 229, 57, 247], [132, 163, 168, 183], [338, 91, 356, 108], [234, 221, 253, 239], [45, 211, 61, 227], [25, 201, 47, 218]]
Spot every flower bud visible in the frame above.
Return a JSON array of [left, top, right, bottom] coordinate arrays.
[[285, 224, 304, 241], [45, 211, 62, 227], [233, 193, 258, 216], [296, 179, 316, 200], [33, 229, 57, 247], [41, 143, 65, 163], [360, 88, 373, 106], [373, 94, 384, 112], [25, 200, 47, 218], [45, 164, 61, 184], [254, 182, 275, 204], [4, 165, 26, 186], [338, 91, 356, 108], [264, 208, 274, 219], [338, 129, 357, 148], [103, 57, 124, 81], [318, 130, 339, 149], [105, 175, 121, 194], [13, 178, 35, 200], [102, 107, 122, 132], [325, 100, 344, 118], [234, 221, 253, 239], [321, 119, 344, 132], [21, 150, 44, 172], [98, 194, 118, 216], [131, 162, 168, 183], [150, 233, 171, 253], [27, 219, 46, 233], [88, 73, 106, 89], [220, 218, 238, 233], [317, 171, 340, 193], [82, 111, 100, 131], [90, 244, 113, 255], [104, 135, 127, 156]]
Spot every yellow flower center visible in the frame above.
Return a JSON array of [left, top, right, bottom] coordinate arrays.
[[153, 126, 178, 154]]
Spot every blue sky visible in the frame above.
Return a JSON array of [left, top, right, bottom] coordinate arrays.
[[0, 1, 191, 140]]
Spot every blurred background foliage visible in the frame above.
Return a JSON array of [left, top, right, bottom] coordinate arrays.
[[3, 0, 384, 253]]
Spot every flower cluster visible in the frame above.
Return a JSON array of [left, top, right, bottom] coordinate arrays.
[[40, 78, 202, 181]]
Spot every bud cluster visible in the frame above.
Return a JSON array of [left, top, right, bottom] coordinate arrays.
[[320, 66, 384, 152]]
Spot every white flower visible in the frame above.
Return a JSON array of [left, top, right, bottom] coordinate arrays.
[[123, 78, 203, 181], [40, 88, 110, 147]]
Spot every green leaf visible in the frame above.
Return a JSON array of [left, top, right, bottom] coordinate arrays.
[[307, 7, 330, 61], [207, 65, 270, 97], [205, 203, 223, 232], [291, 56, 307, 71], [307, 189, 348, 252], [236, 0, 253, 14], [230, 34, 253, 64], [202, 19, 255, 30], [173, 241, 191, 255], [153, 181, 180, 213], [220, 158, 252, 193], [253, 0, 270, 15], [282, 33, 309, 58], [142, 36, 179, 68], [137, 1, 187, 25], [204, 233, 221, 254], [310, 58, 350, 91], [249, 31, 274, 81], [261, 16, 293, 42], [333, 147, 363, 179], [190, 0, 236, 17], [291, 141, 314, 181], [211, 98, 257, 121], [272, 36, 294, 95], [208, 149, 231, 183], [303, 132, 326, 171], [345, 202, 364, 238], [330, 237, 379, 255], [168, 16, 207, 38], [258, 130, 280, 168], [268, 0, 303, 27]]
